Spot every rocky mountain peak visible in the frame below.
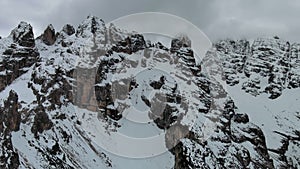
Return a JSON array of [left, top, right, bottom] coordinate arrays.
[[0, 21, 39, 92], [9, 21, 35, 47], [62, 24, 75, 36], [76, 15, 106, 38], [171, 34, 191, 51], [40, 24, 56, 45], [251, 37, 288, 51], [214, 39, 250, 54], [170, 35, 196, 67], [110, 34, 146, 54]]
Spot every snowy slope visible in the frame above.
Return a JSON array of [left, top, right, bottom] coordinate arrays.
[[213, 38, 300, 168]]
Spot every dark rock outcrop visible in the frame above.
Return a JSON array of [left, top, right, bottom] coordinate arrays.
[[0, 22, 39, 92], [0, 45, 39, 91], [171, 35, 196, 68], [110, 34, 146, 54], [62, 24, 75, 36], [0, 90, 21, 133], [10, 21, 35, 47], [31, 106, 53, 137], [41, 24, 56, 45], [0, 90, 21, 169], [171, 34, 192, 51], [29, 66, 73, 111]]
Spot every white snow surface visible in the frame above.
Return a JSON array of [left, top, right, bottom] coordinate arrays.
[[226, 81, 300, 164]]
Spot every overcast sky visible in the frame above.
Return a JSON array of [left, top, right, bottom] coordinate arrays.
[[1, 0, 300, 42]]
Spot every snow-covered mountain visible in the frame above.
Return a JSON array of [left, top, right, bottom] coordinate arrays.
[[0, 16, 299, 169]]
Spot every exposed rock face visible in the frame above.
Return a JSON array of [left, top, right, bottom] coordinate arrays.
[[56, 24, 75, 48], [110, 34, 146, 54], [29, 66, 73, 111], [76, 15, 106, 39], [72, 16, 129, 112], [171, 34, 192, 50], [41, 24, 56, 45], [170, 103, 274, 169], [94, 34, 147, 120], [0, 90, 21, 133], [10, 21, 35, 47], [62, 24, 75, 36], [0, 22, 39, 92], [289, 43, 300, 88], [31, 106, 53, 137], [0, 24, 39, 91], [0, 90, 21, 169], [214, 37, 300, 99], [171, 36, 196, 68], [214, 39, 250, 86]]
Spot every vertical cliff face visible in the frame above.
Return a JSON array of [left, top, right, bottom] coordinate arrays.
[[214, 37, 300, 99], [0, 22, 39, 92], [0, 90, 21, 132], [0, 90, 21, 169], [289, 43, 300, 88]]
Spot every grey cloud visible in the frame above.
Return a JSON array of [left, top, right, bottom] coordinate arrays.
[[1, 0, 300, 42], [204, 0, 300, 42]]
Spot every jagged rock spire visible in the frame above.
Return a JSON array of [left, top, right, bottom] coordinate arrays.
[[10, 21, 35, 47], [41, 24, 56, 45], [76, 15, 106, 38], [62, 24, 75, 36], [171, 34, 192, 51]]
